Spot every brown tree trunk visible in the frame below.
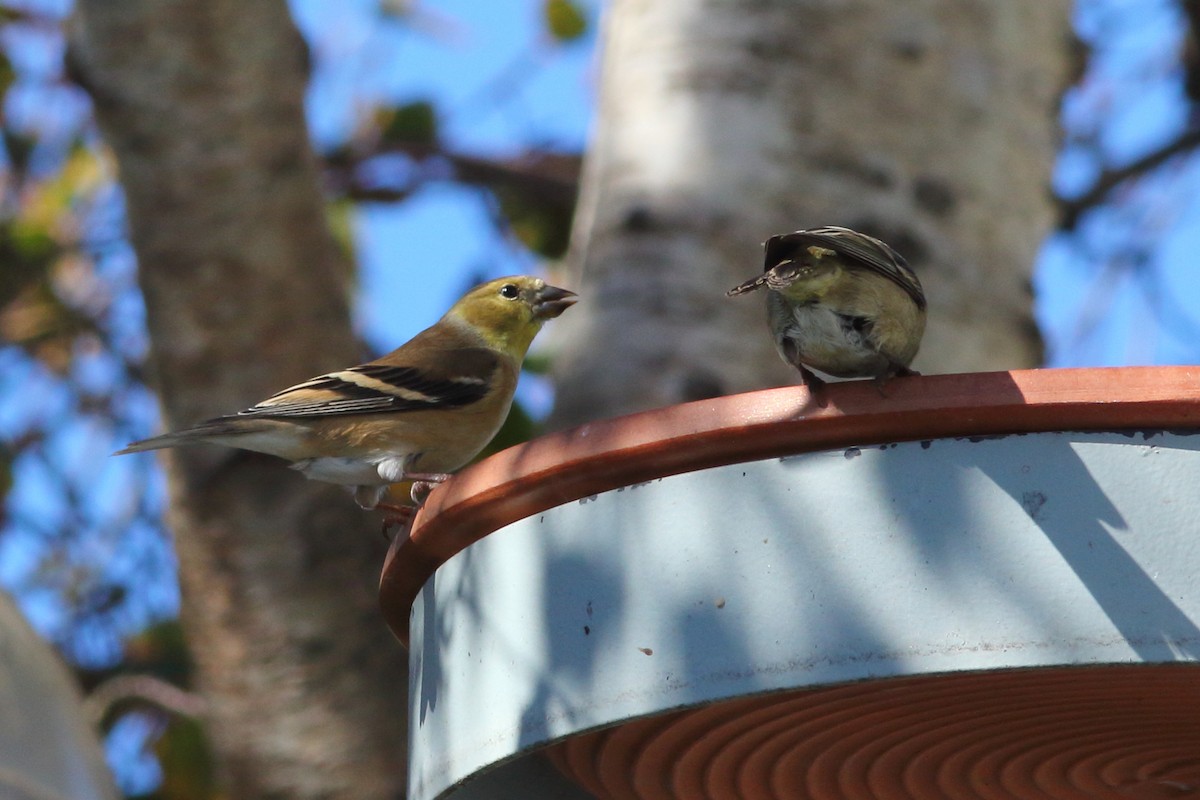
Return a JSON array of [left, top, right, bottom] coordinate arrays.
[[550, 0, 1068, 429], [68, 2, 407, 797]]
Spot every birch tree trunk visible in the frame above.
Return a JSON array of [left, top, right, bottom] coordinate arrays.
[[551, 0, 1068, 428], [68, 2, 407, 797]]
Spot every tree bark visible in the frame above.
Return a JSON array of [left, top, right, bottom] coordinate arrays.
[[68, 2, 407, 797], [550, 0, 1067, 429]]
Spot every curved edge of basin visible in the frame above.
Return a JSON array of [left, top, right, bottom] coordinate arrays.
[[380, 366, 1200, 646]]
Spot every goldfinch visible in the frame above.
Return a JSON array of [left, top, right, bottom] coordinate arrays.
[[727, 226, 926, 395], [117, 276, 576, 510]]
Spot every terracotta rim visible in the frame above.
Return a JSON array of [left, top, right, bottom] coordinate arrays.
[[380, 366, 1200, 646], [541, 664, 1200, 800]]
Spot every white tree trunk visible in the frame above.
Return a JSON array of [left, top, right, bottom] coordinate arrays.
[[551, 0, 1068, 428], [0, 591, 116, 800]]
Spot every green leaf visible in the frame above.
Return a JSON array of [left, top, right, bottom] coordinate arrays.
[[495, 186, 574, 259], [0, 53, 14, 98], [0, 441, 12, 506], [0, 221, 57, 308], [144, 717, 218, 800], [543, 0, 588, 43], [377, 100, 438, 147], [123, 621, 195, 686], [521, 351, 553, 376], [2, 130, 35, 176], [325, 198, 358, 266]]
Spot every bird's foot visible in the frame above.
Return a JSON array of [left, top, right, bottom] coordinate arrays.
[[372, 473, 452, 537], [872, 366, 919, 398], [407, 473, 450, 505], [376, 503, 417, 542]]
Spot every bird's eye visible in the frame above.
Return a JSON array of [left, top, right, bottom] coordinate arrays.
[[499, 283, 520, 299]]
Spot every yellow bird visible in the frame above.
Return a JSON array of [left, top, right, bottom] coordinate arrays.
[[117, 276, 576, 510], [728, 226, 926, 395]]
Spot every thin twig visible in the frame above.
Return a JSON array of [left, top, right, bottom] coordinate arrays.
[[1056, 126, 1200, 229], [84, 673, 208, 729]]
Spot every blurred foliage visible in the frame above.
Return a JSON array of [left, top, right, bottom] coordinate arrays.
[[495, 181, 574, 258], [138, 717, 216, 800], [1, 147, 108, 370], [544, 0, 589, 43], [118, 620, 195, 690], [0, 442, 12, 511], [485, 150, 581, 259], [376, 99, 438, 148]]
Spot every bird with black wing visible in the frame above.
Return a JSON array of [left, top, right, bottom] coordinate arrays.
[[728, 226, 926, 399], [117, 276, 576, 514]]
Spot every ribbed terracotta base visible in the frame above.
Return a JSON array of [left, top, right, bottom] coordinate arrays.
[[544, 665, 1200, 800]]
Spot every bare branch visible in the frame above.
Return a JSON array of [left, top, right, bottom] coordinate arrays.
[[1056, 126, 1200, 229], [1180, 0, 1200, 102], [84, 674, 207, 729], [324, 142, 580, 209]]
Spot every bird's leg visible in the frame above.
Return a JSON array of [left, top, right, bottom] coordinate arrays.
[[798, 365, 828, 407], [403, 471, 452, 483]]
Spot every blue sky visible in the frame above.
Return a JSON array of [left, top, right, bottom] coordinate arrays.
[[294, 0, 599, 418], [295, 0, 597, 348], [1036, 0, 1200, 366]]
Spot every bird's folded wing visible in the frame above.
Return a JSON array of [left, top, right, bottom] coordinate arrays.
[[770, 227, 926, 310], [239, 348, 501, 419]]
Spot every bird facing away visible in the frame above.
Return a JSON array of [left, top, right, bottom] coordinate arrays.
[[727, 226, 926, 395], [117, 276, 577, 510]]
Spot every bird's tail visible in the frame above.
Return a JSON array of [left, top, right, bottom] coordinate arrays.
[[726, 274, 769, 297], [113, 418, 272, 455], [114, 429, 212, 455]]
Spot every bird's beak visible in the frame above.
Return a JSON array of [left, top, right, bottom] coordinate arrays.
[[533, 284, 578, 320]]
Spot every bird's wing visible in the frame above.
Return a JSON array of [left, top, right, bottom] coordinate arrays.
[[238, 347, 502, 419], [766, 226, 926, 310]]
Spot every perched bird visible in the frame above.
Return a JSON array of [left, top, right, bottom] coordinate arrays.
[[117, 276, 577, 511], [727, 226, 926, 396]]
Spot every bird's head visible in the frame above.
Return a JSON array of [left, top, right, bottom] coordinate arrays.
[[760, 241, 846, 302], [447, 276, 577, 358]]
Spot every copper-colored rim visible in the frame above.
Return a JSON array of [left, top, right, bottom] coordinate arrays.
[[380, 367, 1200, 646]]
